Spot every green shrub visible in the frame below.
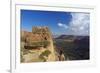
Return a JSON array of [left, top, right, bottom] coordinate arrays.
[[40, 50, 51, 57], [39, 50, 51, 62]]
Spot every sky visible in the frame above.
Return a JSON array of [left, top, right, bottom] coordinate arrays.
[[21, 9, 90, 36]]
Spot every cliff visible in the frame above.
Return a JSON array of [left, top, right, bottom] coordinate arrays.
[[21, 27, 57, 62]]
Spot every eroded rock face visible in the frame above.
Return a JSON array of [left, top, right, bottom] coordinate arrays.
[[21, 27, 51, 43], [21, 27, 57, 62]]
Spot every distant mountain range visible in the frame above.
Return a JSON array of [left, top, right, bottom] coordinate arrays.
[[53, 34, 89, 40]]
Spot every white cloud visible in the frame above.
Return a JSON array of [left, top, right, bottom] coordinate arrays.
[[58, 23, 68, 29], [69, 13, 89, 35], [57, 12, 90, 36]]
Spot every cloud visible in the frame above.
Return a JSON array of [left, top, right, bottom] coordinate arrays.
[[69, 13, 90, 35], [57, 12, 90, 36], [58, 23, 68, 29]]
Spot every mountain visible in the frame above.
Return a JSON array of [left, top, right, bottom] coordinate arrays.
[[53, 34, 89, 60], [55, 34, 89, 40], [55, 35, 74, 39], [73, 36, 89, 59]]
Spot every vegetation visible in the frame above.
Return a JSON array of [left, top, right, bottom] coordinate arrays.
[[39, 50, 51, 62]]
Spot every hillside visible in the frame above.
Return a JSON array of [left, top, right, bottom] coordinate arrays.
[[53, 35, 89, 60]]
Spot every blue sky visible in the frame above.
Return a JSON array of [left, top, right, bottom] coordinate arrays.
[[21, 9, 90, 36]]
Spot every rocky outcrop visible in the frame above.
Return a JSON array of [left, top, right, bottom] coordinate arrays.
[[21, 27, 51, 43], [21, 27, 57, 62]]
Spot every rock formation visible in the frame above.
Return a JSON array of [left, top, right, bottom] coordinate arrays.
[[21, 26, 57, 62]]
